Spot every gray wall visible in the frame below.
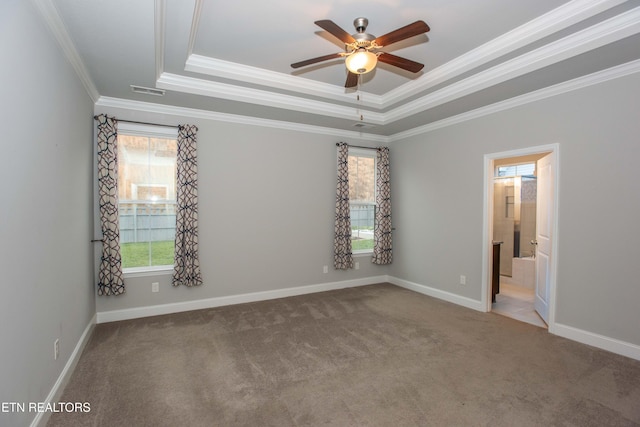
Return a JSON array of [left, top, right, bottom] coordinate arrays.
[[0, 2, 96, 426], [3, 8, 637, 425], [389, 71, 640, 346], [96, 71, 640, 349], [94, 112, 390, 313]]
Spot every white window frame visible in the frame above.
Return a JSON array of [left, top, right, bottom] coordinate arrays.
[[348, 147, 377, 255], [117, 122, 178, 275]]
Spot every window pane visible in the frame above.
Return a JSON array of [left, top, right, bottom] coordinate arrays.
[[351, 204, 375, 251], [118, 134, 177, 269], [348, 155, 375, 204], [497, 163, 535, 177], [348, 151, 376, 252]]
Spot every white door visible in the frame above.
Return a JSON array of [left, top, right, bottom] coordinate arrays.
[[534, 152, 554, 324]]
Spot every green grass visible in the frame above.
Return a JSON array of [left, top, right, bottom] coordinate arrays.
[[352, 238, 374, 251], [121, 238, 374, 268], [121, 240, 174, 269]]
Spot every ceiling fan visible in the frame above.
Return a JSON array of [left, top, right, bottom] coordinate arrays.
[[291, 17, 430, 88]]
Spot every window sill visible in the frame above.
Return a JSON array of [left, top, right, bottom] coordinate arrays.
[[123, 266, 173, 279], [352, 251, 373, 257]]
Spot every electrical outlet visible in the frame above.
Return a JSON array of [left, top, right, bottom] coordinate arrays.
[[355, 262, 360, 270], [152, 282, 159, 293], [323, 266, 328, 274], [460, 275, 466, 285], [54, 339, 59, 360]]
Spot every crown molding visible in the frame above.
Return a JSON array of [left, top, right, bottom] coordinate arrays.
[[94, 96, 390, 143], [156, 72, 386, 124], [31, 0, 100, 102], [186, 0, 203, 58], [178, 0, 628, 112], [154, 0, 166, 81], [36, 0, 633, 131], [184, 0, 380, 108], [381, 0, 629, 107], [389, 58, 640, 142], [34, 0, 633, 130], [96, 58, 640, 144], [385, 6, 640, 123], [169, 3, 640, 127], [185, 54, 382, 109]]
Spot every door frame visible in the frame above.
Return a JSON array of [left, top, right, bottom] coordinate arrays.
[[481, 143, 560, 332]]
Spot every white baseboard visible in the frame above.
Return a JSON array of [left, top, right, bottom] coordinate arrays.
[[97, 275, 640, 363], [28, 277, 638, 427], [388, 276, 485, 312], [388, 276, 640, 361], [97, 276, 389, 323], [32, 313, 97, 427], [553, 323, 640, 362]]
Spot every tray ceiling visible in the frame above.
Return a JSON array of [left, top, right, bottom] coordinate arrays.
[[36, 0, 640, 137]]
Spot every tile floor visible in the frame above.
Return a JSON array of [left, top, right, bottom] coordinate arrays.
[[492, 278, 547, 328]]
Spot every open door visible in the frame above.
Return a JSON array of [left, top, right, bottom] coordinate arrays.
[[534, 152, 554, 324]]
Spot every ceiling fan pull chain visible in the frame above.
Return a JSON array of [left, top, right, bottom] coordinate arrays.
[[356, 79, 364, 121]]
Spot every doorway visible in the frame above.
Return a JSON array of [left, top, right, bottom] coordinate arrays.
[[483, 144, 559, 330]]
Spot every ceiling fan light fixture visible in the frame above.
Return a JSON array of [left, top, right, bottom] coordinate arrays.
[[292, 17, 429, 86], [345, 49, 377, 74]]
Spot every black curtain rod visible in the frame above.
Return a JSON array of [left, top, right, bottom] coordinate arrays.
[[93, 115, 198, 131], [336, 142, 378, 150]]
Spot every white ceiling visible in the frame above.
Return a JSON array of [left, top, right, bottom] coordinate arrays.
[[37, 0, 640, 136]]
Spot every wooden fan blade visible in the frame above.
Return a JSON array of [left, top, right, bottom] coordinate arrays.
[[291, 53, 342, 69], [374, 20, 430, 47], [345, 71, 358, 88], [315, 20, 356, 44], [378, 52, 424, 73]]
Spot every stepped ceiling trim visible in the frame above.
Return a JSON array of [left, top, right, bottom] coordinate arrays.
[[161, 7, 640, 126], [34, 0, 640, 136], [98, 59, 640, 142]]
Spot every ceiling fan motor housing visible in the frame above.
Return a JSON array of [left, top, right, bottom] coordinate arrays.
[[354, 17, 368, 33], [352, 17, 376, 46]]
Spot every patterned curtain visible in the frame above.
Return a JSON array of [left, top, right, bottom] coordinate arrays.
[[172, 124, 203, 287], [334, 142, 353, 269], [372, 146, 392, 265], [95, 114, 125, 295]]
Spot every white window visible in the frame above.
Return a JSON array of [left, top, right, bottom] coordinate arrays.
[[496, 163, 535, 177], [117, 123, 178, 272], [348, 148, 376, 253]]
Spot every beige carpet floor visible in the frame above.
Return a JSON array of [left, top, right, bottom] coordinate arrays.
[[48, 283, 640, 426]]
